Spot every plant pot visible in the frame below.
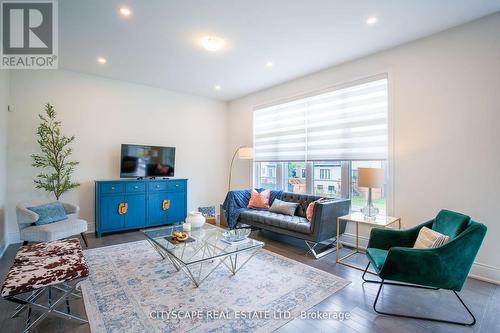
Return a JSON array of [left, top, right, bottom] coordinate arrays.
[[186, 211, 205, 229]]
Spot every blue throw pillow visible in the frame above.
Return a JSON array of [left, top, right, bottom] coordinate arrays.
[[28, 202, 68, 225]]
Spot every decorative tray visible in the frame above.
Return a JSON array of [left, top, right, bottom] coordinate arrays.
[[164, 235, 196, 245]]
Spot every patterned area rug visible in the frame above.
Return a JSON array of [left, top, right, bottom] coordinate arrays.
[[81, 240, 349, 333]]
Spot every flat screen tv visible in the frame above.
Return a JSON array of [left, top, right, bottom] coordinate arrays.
[[120, 144, 175, 178]]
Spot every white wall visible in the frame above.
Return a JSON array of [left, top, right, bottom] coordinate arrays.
[[6, 70, 227, 242], [227, 13, 500, 283], [0, 70, 9, 257]]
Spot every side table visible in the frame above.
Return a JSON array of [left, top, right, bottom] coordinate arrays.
[[336, 212, 401, 274]]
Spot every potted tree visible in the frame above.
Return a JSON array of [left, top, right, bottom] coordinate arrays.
[[31, 103, 80, 200]]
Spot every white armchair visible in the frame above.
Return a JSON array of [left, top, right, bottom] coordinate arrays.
[[16, 201, 89, 247]]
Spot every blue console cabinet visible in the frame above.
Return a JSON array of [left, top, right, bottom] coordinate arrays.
[[95, 179, 187, 237]]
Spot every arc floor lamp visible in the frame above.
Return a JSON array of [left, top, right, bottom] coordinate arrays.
[[228, 146, 253, 191]]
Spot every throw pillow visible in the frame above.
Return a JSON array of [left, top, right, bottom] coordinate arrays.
[[413, 226, 450, 249], [28, 202, 68, 225], [247, 189, 271, 209], [269, 199, 299, 216], [306, 198, 324, 222]]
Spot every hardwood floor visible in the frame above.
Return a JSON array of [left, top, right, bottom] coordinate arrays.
[[1, 230, 499, 333]]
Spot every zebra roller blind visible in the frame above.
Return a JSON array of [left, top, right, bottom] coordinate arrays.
[[253, 75, 388, 162]]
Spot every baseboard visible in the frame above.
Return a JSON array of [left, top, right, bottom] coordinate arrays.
[[7, 230, 20, 245], [340, 232, 500, 285], [0, 240, 6, 259], [469, 262, 500, 285], [86, 221, 96, 234]]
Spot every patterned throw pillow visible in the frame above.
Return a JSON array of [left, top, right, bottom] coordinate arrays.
[[247, 189, 271, 209], [198, 206, 216, 217], [413, 226, 450, 249], [28, 202, 68, 225], [269, 199, 299, 216], [306, 198, 324, 222]]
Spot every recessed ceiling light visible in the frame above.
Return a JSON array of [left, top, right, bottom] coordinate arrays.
[[214, 85, 221, 91], [201, 36, 226, 52], [366, 16, 378, 25], [119, 7, 132, 17], [266, 61, 273, 68], [97, 57, 107, 64]]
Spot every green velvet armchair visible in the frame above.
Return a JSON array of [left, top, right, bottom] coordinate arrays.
[[364, 209, 487, 326]]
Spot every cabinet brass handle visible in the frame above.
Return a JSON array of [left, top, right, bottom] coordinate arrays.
[[118, 202, 128, 214], [162, 199, 170, 210]]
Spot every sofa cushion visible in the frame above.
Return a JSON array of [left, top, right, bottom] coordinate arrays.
[[20, 218, 88, 242], [306, 198, 325, 222], [28, 202, 67, 225], [269, 199, 299, 216], [248, 189, 271, 208], [366, 248, 388, 272], [239, 210, 312, 234], [281, 192, 322, 218], [432, 209, 470, 239]]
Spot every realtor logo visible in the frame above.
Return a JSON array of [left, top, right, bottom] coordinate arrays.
[[1, 0, 58, 69]]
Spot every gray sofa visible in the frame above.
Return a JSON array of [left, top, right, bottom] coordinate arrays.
[[235, 192, 350, 258]]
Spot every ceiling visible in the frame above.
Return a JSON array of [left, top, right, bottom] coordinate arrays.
[[59, 0, 500, 101]]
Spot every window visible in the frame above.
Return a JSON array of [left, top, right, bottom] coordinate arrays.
[[319, 169, 331, 180], [253, 75, 389, 212], [268, 168, 275, 177], [286, 162, 307, 193], [313, 161, 342, 198], [256, 162, 279, 190]]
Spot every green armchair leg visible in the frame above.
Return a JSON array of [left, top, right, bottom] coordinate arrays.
[[372, 278, 476, 326]]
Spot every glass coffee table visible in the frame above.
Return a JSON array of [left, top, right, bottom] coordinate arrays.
[[141, 224, 264, 287]]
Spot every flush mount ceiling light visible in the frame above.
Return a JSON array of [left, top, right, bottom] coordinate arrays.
[[97, 57, 107, 64], [265, 61, 274, 69], [366, 16, 378, 25], [119, 7, 132, 17], [200, 35, 226, 52], [214, 85, 221, 91]]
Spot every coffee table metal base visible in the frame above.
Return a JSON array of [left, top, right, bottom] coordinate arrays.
[[146, 238, 262, 287]]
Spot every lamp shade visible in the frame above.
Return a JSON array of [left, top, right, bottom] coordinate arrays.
[[238, 147, 253, 159], [357, 167, 384, 188]]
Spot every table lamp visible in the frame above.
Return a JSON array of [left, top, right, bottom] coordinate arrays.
[[357, 167, 384, 219], [228, 146, 253, 191]]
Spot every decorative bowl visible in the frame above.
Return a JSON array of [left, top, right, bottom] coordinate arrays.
[[222, 228, 251, 242]]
